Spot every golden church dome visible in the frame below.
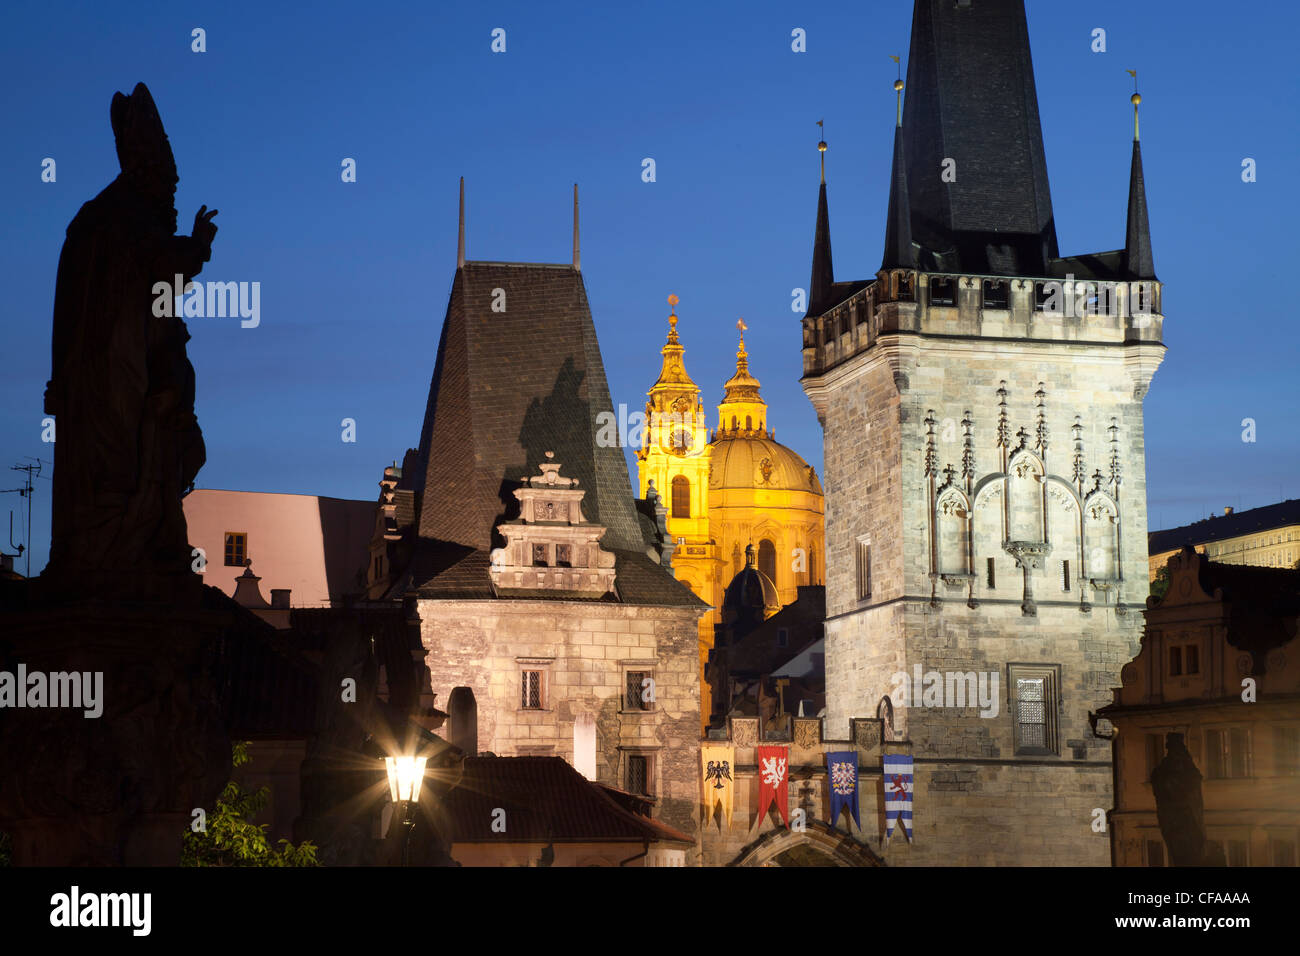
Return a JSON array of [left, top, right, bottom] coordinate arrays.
[[709, 434, 823, 495]]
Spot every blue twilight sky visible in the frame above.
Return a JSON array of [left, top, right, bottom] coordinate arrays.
[[1, 0, 1297, 576]]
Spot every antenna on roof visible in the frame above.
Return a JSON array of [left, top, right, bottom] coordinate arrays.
[[572, 183, 580, 272], [457, 176, 465, 269]]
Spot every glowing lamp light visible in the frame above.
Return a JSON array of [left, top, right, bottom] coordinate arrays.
[[385, 755, 427, 805]]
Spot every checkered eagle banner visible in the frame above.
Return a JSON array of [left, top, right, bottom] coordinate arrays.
[[882, 754, 914, 845], [826, 750, 859, 831], [701, 745, 735, 827]]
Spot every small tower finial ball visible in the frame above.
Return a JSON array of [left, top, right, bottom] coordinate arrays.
[[894, 79, 904, 92], [1131, 92, 1141, 106]]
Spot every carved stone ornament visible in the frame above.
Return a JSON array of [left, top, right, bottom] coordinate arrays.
[[489, 452, 616, 597]]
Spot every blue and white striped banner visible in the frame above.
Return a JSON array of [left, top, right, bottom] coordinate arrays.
[[882, 754, 914, 845]]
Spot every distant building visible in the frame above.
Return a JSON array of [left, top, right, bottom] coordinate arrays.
[[1149, 499, 1300, 581], [636, 304, 825, 723], [183, 489, 374, 605], [1100, 546, 1300, 866]]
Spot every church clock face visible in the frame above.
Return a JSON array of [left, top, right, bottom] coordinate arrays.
[[670, 427, 693, 455]]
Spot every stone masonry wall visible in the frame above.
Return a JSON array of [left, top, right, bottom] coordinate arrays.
[[417, 599, 704, 838]]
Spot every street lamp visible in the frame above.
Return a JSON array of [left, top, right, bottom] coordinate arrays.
[[385, 755, 427, 865]]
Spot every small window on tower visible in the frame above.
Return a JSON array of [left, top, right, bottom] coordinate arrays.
[[758, 539, 777, 584], [929, 277, 955, 306], [671, 476, 690, 518], [626, 753, 651, 795], [521, 670, 543, 710], [986, 557, 996, 589], [982, 279, 1008, 309], [1061, 560, 1071, 592], [532, 544, 549, 567], [857, 539, 872, 600]]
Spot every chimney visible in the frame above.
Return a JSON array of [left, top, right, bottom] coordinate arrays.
[[447, 686, 478, 756], [270, 588, 291, 608]]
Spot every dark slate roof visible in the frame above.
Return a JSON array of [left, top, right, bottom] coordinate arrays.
[[899, 0, 1058, 275], [403, 260, 703, 608], [807, 181, 836, 315], [881, 121, 915, 271], [438, 756, 694, 845], [1124, 140, 1156, 279], [1149, 500, 1300, 555]]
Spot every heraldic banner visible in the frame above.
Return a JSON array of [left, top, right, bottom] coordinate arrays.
[[756, 744, 790, 826], [826, 750, 860, 830], [701, 745, 735, 827], [882, 753, 914, 845]]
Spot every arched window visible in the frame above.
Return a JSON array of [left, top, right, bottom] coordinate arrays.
[[758, 539, 777, 585], [671, 476, 690, 518], [746, 415, 753, 431]]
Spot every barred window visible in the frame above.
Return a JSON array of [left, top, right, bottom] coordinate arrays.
[[224, 532, 247, 567], [625, 671, 652, 711], [521, 670, 543, 710], [627, 754, 649, 795], [1010, 664, 1059, 756]]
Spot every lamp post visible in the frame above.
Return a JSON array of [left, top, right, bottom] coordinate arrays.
[[385, 755, 427, 866]]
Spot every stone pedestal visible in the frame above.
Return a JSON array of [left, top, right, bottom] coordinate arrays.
[[0, 578, 232, 865]]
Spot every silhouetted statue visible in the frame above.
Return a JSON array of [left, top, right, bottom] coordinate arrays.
[[1150, 732, 1211, 866], [43, 82, 216, 591]]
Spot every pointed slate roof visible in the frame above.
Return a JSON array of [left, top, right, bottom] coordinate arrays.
[[899, 0, 1058, 275], [408, 259, 703, 608], [881, 120, 914, 271], [1124, 140, 1156, 280], [808, 182, 835, 315]]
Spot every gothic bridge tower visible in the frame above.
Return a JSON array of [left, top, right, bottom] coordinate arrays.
[[800, 0, 1164, 865]]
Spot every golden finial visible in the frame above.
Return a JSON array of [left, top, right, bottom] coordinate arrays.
[[892, 55, 904, 127], [817, 119, 827, 183], [1127, 70, 1140, 141], [666, 294, 679, 341]]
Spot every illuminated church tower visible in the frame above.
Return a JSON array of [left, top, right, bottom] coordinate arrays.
[[638, 302, 825, 725], [801, 0, 1164, 865]]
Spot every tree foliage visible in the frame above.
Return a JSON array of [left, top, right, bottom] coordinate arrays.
[[1150, 564, 1172, 601], [181, 741, 319, 867]]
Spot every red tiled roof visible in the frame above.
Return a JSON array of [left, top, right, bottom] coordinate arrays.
[[438, 756, 693, 845]]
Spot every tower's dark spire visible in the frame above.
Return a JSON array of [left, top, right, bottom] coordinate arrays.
[[882, 77, 914, 271], [1123, 91, 1156, 280], [808, 129, 834, 315], [900, 0, 1058, 275]]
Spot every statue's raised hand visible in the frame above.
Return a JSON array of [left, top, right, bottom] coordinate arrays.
[[193, 205, 219, 248]]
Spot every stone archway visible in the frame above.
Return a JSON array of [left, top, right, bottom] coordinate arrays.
[[729, 821, 885, 867]]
